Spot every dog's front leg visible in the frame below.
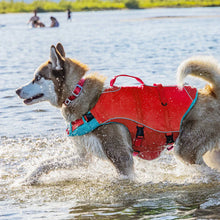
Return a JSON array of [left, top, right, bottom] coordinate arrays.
[[23, 154, 91, 185], [94, 124, 134, 179]]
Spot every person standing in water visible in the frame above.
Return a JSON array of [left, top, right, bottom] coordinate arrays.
[[67, 9, 72, 21], [28, 10, 40, 27]]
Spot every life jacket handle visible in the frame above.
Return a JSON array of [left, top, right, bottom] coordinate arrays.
[[110, 74, 145, 87]]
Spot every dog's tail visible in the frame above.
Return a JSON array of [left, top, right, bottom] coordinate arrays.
[[177, 56, 220, 93]]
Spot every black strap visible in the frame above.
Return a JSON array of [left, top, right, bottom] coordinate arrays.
[[136, 126, 144, 137], [134, 126, 144, 148], [165, 133, 174, 144], [84, 112, 94, 122]]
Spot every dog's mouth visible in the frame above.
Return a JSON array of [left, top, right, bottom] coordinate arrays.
[[24, 93, 44, 104]]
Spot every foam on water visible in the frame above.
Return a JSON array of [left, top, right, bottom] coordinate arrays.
[[1, 136, 219, 189], [1, 124, 219, 219]]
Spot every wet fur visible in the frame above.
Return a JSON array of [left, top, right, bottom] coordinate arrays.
[[175, 56, 220, 168], [16, 44, 220, 184]]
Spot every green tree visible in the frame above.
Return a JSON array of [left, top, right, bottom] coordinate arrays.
[[125, 0, 139, 9]]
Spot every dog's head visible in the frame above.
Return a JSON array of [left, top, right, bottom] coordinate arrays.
[[16, 43, 88, 107]]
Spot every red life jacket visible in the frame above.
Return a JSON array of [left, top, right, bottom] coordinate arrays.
[[68, 75, 198, 160]]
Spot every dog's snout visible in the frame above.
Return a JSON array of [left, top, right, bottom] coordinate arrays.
[[16, 88, 21, 96]]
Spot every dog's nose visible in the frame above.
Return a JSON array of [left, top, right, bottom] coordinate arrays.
[[16, 88, 21, 96]]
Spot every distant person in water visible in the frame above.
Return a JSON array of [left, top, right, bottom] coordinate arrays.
[[28, 10, 40, 27], [50, 16, 59, 27], [33, 20, 45, 28], [67, 9, 71, 21]]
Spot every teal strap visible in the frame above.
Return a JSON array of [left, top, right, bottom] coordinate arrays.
[[180, 90, 198, 125], [68, 113, 101, 136]]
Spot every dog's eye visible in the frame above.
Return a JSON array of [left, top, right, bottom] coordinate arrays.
[[35, 75, 41, 81]]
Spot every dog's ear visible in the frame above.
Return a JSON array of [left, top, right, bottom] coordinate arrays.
[[56, 43, 65, 58], [50, 45, 65, 70]]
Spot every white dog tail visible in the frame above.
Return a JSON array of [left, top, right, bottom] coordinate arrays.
[[177, 56, 220, 93]]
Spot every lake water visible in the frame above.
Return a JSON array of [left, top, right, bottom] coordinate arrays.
[[1, 7, 220, 219]]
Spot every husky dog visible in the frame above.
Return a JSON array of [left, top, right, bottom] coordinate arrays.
[[16, 43, 220, 184]]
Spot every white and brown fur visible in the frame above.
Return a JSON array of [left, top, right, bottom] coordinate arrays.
[[175, 56, 220, 168], [16, 43, 220, 184]]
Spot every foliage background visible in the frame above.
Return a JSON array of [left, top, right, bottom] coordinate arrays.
[[0, 0, 220, 13]]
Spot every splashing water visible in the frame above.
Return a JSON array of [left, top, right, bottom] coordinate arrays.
[[1, 136, 219, 187], [1, 136, 220, 219]]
